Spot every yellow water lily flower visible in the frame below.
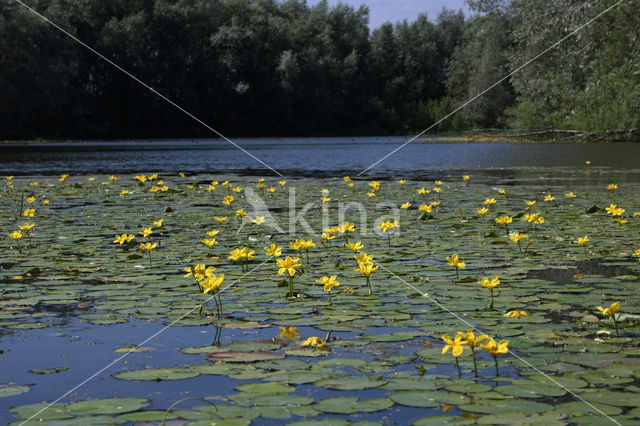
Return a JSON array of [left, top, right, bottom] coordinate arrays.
[[478, 276, 500, 290], [201, 273, 224, 294], [463, 175, 470, 181], [446, 254, 465, 273], [504, 310, 529, 318], [252, 216, 265, 225], [497, 188, 506, 195], [355, 262, 378, 277], [59, 174, 69, 182], [544, 194, 555, 201], [597, 301, 620, 317], [354, 251, 374, 265], [277, 256, 301, 277], [153, 219, 164, 228], [481, 338, 509, 358], [184, 264, 215, 281], [573, 235, 589, 245], [27, 196, 35, 204], [419, 204, 433, 213], [477, 207, 488, 216], [235, 208, 247, 218], [400, 202, 411, 209], [378, 219, 398, 232], [483, 198, 496, 205], [113, 234, 135, 245], [495, 216, 512, 226], [215, 216, 228, 224], [202, 238, 217, 248], [343, 176, 351, 182], [19, 223, 35, 231], [509, 232, 527, 243], [134, 175, 147, 183], [8, 230, 22, 240], [278, 326, 300, 340], [139, 227, 153, 238], [264, 243, 283, 258], [279, 180, 287, 186], [368, 181, 381, 191], [139, 242, 158, 251], [346, 241, 363, 253], [398, 179, 406, 184], [317, 275, 339, 291], [301, 336, 327, 349], [524, 200, 536, 207], [23, 208, 36, 217], [607, 184, 618, 190], [565, 192, 576, 198]]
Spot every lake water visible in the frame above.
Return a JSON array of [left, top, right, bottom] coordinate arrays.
[[2, 137, 640, 175]]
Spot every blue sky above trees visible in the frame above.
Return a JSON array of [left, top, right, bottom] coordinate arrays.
[[306, 0, 469, 28]]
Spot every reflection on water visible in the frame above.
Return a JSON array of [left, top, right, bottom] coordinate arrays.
[[527, 258, 636, 284], [2, 138, 640, 175]]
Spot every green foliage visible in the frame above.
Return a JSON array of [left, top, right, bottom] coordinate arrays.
[[0, 0, 637, 139]]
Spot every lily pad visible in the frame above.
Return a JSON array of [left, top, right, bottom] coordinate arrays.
[[314, 396, 394, 414]]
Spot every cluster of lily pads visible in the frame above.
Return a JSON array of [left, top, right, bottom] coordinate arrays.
[[1, 167, 639, 425]]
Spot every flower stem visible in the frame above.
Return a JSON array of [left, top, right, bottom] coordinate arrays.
[[494, 356, 500, 377], [471, 351, 479, 379], [455, 357, 462, 378]]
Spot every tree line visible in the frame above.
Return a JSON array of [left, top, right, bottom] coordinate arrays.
[[0, 0, 638, 140]]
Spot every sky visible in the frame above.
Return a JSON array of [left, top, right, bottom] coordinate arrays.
[[306, 0, 470, 28]]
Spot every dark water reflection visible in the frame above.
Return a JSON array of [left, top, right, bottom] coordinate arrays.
[[2, 137, 640, 176]]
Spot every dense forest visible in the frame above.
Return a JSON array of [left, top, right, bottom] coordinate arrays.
[[0, 0, 638, 140]]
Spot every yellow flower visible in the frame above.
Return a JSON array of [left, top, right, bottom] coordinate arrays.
[[139, 227, 153, 238], [301, 336, 326, 348], [215, 216, 228, 224], [148, 174, 158, 181], [252, 216, 265, 225], [267, 187, 275, 193], [497, 188, 506, 195], [23, 208, 36, 217], [597, 301, 620, 317], [509, 232, 528, 243], [321, 196, 331, 203], [139, 242, 158, 251], [228, 248, 244, 261], [59, 174, 69, 182], [289, 239, 305, 252], [346, 241, 363, 253], [19, 223, 35, 231], [525, 200, 536, 207], [484, 198, 496, 205], [264, 244, 283, 257], [185, 264, 215, 280], [478, 276, 500, 290], [607, 184, 618, 190], [202, 238, 217, 248], [27, 196, 35, 204], [317, 275, 340, 292], [463, 175, 470, 181], [446, 254, 465, 269], [585, 160, 591, 165], [277, 256, 301, 277], [481, 339, 509, 358], [398, 179, 406, 184], [278, 326, 300, 340], [354, 251, 374, 265], [121, 190, 130, 195], [441, 334, 466, 357], [504, 310, 529, 318], [236, 208, 247, 218], [8, 230, 22, 240], [544, 194, 555, 201], [565, 192, 576, 198], [400, 202, 411, 209], [418, 204, 433, 213], [134, 175, 147, 183], [347, 182, 354, 188], [41, 200, 49, 205], [432, 187, 441, 193], [113, 234, 135, 245], [456, 330, 486, 352], [279, 180, 287, 186], [434, 180, 443, 186], [343, 176, 351, 182], [109, 175, 118, 181], [153, 219, 164, 228], [417, 187, 430, 195], [201, 273, 224, 294], [366, 192, 376, 197], [378, 220, 398, 232], [368, 181, 381, 191], [476, 207, 489, 216], [573, 235, 589, 245], [339, 222, 356, 234], [495, 216, 512, 226], [355, 262, 378, 277], [206, 230, 219, 238]]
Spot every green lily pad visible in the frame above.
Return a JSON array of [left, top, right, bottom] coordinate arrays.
[[113, 367, 199, 381], [234, 382, 295, 394], [207, 351, 285, 363], [314, 396, 394, 414], [0, 384, 30, 398], [66, 397, 150, 414], [315, 376, 387, 390]]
